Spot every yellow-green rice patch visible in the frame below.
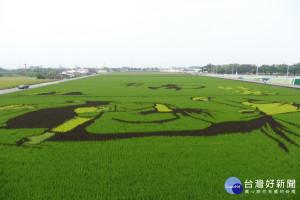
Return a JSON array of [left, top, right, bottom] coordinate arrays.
[[242, 102, 299, 115], [218, 86, 274, 95], [0, 104, 36, 111], [155, 104, 173, 112], [74, 107, 98, 114], [52, 117, 93, 132], [192, 97, 210, 101]]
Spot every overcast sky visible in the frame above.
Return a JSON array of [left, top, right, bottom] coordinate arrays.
[[0, 0, 299, 68]]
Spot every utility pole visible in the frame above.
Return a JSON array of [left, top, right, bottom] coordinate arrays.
[[287, 65, 289, 77], [60, 65, 62, 80], [24, 64, 28, 84]]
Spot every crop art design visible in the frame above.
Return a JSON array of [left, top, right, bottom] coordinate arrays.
[[191, 97, 211, 101], [0, 99, 299, 152], [112, 103, 212, 124], [34, 92, 83, 95], [0, 104, 37, 128], [121, 83, 144, 87], [0, 104, 36, 111], [236, 100, 300, 152], [1, 101, 109, 145], [119, 82, 206, 90], [148, 84, 182, 90], [148, 84, 206, 90], [218, 86, 276, 95]]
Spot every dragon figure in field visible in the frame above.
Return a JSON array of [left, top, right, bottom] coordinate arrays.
[[0, 97, 299, 152]]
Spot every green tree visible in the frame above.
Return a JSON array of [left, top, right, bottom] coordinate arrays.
[[277, 64, 288, 75], [290, 63, 300, 75], [36, 72, 46, 79]]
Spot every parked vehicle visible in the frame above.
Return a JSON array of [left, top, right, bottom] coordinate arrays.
[[18, 85, 29, 89]]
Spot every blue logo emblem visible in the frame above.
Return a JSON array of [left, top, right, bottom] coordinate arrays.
[[225, 177, 243, 194]]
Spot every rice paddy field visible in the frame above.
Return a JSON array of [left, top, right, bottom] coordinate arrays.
[[0, 77, 56, 90], [0, 73, 299, 199]]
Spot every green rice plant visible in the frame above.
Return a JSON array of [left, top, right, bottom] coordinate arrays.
[[218, 86, 233, 90], [0, 128, 46, 144], [87, 111, 211, 134], [116, 103, 152, 112], [114, 112, 176, 123], [32, 92, 56, 95], [0, 73, 300, 200], [25, 132, 55, 145], [238, 109, 255, 113], [154, 104, 172, 112], [52, 117, 92, 132], [0, 77, 56, 89]]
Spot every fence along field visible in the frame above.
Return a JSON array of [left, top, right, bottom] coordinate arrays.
[[0, 73, 299, 199]]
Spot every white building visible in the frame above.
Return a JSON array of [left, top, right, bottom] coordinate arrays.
[[98, 69, 108, 74], [160, 69, 182, 73], [77, 68, 89, 76], [61, 68, 89, 78]]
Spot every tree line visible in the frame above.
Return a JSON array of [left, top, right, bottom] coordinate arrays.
[[0, 66, 97, 79], [202, 63, 300, 75], [0, 67, 66, 79]]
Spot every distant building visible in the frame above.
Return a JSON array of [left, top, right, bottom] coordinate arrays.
[[160, 69, 182, 73], [60, 68, 89, 78], [61, 70, 76, 78], [98, 69, 108, 74], [121, 67, 130, 72], [77, 68, 89, 76]]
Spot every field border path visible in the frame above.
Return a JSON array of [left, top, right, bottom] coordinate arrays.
[[0, 75, 94, 95], [203, 74, 300, 89]]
